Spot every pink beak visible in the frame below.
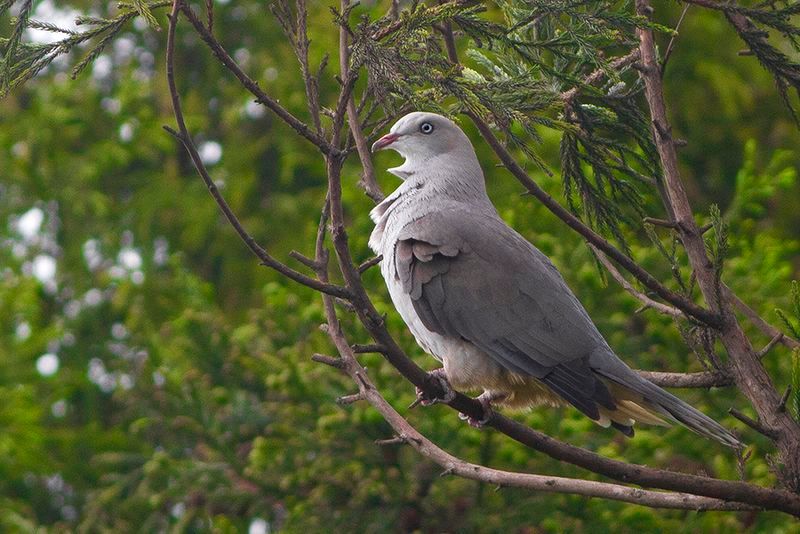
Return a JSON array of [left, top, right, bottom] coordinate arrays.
[[371, 133, 399, 153]]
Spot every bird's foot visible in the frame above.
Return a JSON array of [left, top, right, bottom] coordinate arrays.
[[410, 368, 456, 409], [458, 391, 507, 428]]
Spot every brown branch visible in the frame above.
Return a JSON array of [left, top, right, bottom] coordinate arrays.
[[294, 0, 323, 134], [589, 244, 682, 318], [164, 2, 350, 301], [725, 284, 800, 351], [179, 4, 333, 155], [338, 0, 384, 202], [637, 369, 732, 389], [660, 4, 690, 76], [635, 0, 800, 491]]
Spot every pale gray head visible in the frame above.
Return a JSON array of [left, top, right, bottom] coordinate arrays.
[[371, 112, 474, 164]]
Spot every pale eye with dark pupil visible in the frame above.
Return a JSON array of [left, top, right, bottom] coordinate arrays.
[[420, 122, 434, 134]]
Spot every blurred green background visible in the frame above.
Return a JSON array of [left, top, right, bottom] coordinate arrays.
[[1, 1, 799, 532]]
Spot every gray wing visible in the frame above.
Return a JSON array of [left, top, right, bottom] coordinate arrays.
[[394, 208, 618, 420]]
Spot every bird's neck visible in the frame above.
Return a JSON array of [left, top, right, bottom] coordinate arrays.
[[391, 149, 491, 205]]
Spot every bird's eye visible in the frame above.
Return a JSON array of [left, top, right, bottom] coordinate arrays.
[[419, 122, 434, 134]]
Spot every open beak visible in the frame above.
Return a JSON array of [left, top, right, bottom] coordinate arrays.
[[371, 133, 399, 153]]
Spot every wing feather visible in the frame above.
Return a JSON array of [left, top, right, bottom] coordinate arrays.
[[394, 209, 616, 419]]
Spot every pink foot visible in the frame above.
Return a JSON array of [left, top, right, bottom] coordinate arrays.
[[410, 368, 456, 408], [458, 391, 507, 428]]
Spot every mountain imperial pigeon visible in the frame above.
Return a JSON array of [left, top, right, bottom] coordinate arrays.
[[368, 111, 741, 448]]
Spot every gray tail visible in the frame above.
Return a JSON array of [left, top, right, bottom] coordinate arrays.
[[632, 375, 743, 449]]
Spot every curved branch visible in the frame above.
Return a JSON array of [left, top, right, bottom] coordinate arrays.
[[725, 284, 800, 351], [589, 244, 683, 318], [164, 0, 350, 300], [179, 4, 334, 155]]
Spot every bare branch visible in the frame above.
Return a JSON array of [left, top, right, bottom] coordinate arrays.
[[589, 244, 683, 318], [179, 4, 333, 154], [661, 4, 691, 76], [164, 5, 350, 300], [756, 332, 785, 359], [637, 369, 732, 389], [729, 408, 777, 439], [338, 0, 384, 202], [725, 284, 800, 351], [357, 254, 382, 274]]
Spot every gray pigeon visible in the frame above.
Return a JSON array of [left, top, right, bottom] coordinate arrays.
[[369, 111, 740, 447]]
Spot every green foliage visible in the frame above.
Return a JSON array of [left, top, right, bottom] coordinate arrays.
[[0, 0, 799, 532]]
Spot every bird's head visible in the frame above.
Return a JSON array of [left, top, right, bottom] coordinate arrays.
[[371, 112, 471, 163]]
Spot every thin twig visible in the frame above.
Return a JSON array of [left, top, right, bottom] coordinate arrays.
[[729, 408, 778, 439], [358, 254, 382, 274], [164, 6, 350, 300], [179, 4, 333, 154], [338, 0, 384, 202], [756, 332, 784, 358], [560, 49, 641, 103], [589, 244, 682, 318], [725, 284, 800, 350], [661, 4, 690, 76]]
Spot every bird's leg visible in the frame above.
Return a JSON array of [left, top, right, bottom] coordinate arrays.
[[458, 391, 507, 428], [410, 368, 456, 408]]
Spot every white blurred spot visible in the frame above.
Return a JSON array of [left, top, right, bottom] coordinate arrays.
[[249, 518, 270, 534], [153, 237, 169, 266], [83, 239, 103, 270], [51, 399, 67, 417], [32, 255, 56, 283], [11, 141, 29, 158], [263, 67, 278, 82], [15, 322, 31, 341], [64, 300, 82, 318], [119, 374, 134, 390], [88, 358, 106, 383], [113, 36, 135, 61], [118, 248, 142, 270], [111, 323, 128, 340], [152, 371, 165, 387], [234, 48, 250, 67], [171, 503, 186, 518], [36, 353, 59, 376], [92, 55, 113, 80], [16, 207, 44, 240], [101, 98, 121, 115], [119, 122, 134, 142], [109, 265, 126, 279], [84, 288, 103, 306], [244, 100, 265, 119], [131, 270, 145, 285], [199, 141, 222, 165]]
